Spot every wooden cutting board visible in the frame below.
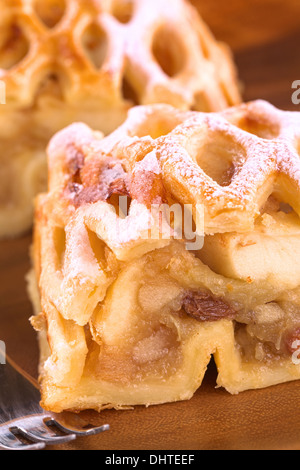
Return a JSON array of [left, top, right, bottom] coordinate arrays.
[[1, 0, 300, 450]]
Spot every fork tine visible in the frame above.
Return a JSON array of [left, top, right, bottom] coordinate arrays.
[[11, 421, 77, 446], [46, 418, 110, 437], [0, 429, 45, 450]]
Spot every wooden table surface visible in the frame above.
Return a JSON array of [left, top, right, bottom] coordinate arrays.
[[1, 0, 300, 450]]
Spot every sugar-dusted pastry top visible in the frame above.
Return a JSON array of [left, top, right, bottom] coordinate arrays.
[[47, 100, 300, 240], [0, 0, 240, 111]]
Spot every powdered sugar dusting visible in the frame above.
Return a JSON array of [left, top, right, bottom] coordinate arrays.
[[134, 150, 161, 175], [44, 101, 300, 317]]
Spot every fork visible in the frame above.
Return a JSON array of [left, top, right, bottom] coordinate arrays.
[[0, 347, 109, 450]]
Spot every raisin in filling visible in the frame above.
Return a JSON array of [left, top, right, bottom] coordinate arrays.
[[182, 290, 236, 322]]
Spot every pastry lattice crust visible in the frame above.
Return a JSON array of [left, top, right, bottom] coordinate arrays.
[[0, 0, 240, 238], [30, 100, 300, 413]]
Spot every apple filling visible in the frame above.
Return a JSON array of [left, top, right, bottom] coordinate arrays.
[[199, 197, 300, 366], [87, 226, 298, 383], [199, 198, 300, 289], [30, 194, 300, 411], [86, 215, 300, 388], [88, 249, 194, 385], [234, 300, 300, 364]]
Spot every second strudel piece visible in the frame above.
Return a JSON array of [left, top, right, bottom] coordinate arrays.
[[0, 0, 241, 238]]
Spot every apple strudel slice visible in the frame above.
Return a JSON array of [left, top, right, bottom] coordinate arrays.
[[0, 0, 241, 238], [29, 100, 300, 413]]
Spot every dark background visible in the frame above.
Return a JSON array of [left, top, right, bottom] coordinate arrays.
[[192, 0, 300, 109]]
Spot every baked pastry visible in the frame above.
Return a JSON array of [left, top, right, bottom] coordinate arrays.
[[28, 100, 300, 413], [0, 0, 241, 238]]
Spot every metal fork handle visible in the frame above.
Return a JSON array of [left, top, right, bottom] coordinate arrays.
[[0, 357, 110, 449], [0, 357, 43, 423]]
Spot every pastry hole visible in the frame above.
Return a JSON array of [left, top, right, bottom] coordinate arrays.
[[133, 114, 183, 139], [261, 194, 295, 216], [118, 195, 132, 218], [111, 0, 135, 24], [69, 154, 83, 185], [82, 23, 108, 69], [0, 24, 29, 70], [108, 194, 132, 218], [53, 227, 66, 270], [34, 0, 66, 28], [34, 72, 64, 100], [192, 92, 212, 113], [135, 121, 178, 139], [121, 76, 140, 105], [87, 228, 107, 270], [192, 134, 246, 187], [237, 115, 280, 140], [152, 26, 186, 78], [279, 202, 294, 214]]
